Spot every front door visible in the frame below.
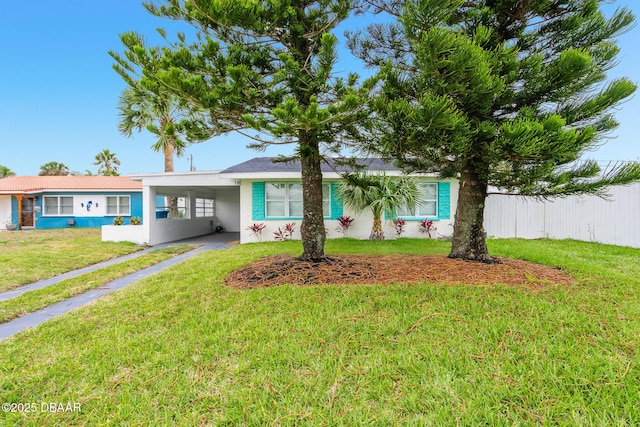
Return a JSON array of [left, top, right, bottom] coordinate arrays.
[[21, 197, 35, 227]]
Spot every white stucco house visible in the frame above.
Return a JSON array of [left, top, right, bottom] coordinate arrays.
[[101, 157, 458, 245]]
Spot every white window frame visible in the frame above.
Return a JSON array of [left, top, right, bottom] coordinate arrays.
[[195, 198, 215, 218], [43, 196, 74, 216], [106, 196, 131, 216], [398, 182, 438, 218], [265, 182, 331, 218]]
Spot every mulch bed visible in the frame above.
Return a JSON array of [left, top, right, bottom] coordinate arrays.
[[224, 254, 575, 289]]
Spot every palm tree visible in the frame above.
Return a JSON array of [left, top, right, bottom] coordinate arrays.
[[39, 162, 69, 176], [0, 165, 15, 178], [118, 84, 203, 217], [117, 84, 188, 174], [93, 149, 121, 176], [337, 173, 421, 240]]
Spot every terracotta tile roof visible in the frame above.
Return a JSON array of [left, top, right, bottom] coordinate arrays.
[[0, 176, 142, 194]]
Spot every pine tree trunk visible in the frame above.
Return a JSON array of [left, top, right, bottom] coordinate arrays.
[[298, 137, 326, 261], [449, 162, 497, 263], [369, 216, 385, 240]]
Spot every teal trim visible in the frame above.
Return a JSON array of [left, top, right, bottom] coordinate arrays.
[[256, 181, 338, 220], [386, 181, 451, 221], [438, 182, 450, 219], [264, 217, 304, 221], [252, 182, 266, 221], [330, 182, 343, 219], [384, 211, 397, 221]]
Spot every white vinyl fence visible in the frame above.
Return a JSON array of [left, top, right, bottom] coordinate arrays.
[[484, 182, 640, 248]]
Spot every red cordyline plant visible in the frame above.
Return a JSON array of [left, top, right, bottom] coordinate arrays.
[[274, 222, 296, 241], [284, 222, 296, 236], [393, 218, 406, 236], [418, 218, 436, 238], [336, 215, 354, 237], [246, 222, 266, 242]]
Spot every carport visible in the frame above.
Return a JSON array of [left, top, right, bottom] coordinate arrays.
[[102, 171, 240, 245]]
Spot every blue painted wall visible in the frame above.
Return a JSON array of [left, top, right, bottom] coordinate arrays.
[[10, 197, 19, 226], [11, 192, 143, 230]]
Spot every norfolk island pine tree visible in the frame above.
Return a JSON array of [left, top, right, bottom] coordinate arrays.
[[349, 0, 640, 262], [110, 0, 375, 261]]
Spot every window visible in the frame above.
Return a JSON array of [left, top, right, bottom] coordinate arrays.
[[155, 196, 188, 219], [43, 196, 74, 216], [265, 182, 330, 218], [176, 197, 189, 218], [398, 182, 438, 217], [195, 198, 215, 217], [106, 196, 131, 216]]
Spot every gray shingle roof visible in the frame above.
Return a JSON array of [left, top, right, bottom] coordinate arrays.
[[220, 157, 400, 174]]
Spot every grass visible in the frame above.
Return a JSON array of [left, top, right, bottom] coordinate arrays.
[[0, 245, 196, 323], [1, 235, 639, 425], [0, 228, 143, 292]]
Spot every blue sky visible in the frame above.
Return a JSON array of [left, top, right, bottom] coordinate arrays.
[[1, 1, 638, 176]]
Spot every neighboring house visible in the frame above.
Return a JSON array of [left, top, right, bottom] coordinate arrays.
[[102, 157, 457, 245], [0, 176, 142, 231]]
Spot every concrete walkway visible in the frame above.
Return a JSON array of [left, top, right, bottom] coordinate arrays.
[[0, 233, 239, 341]]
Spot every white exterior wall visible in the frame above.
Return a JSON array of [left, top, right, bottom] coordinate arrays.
[[484, 182, 640, 247], [143, 190, 213, 245], [0, 196, 11, 230], [102, 224, 145, 244], [239, 180, 256, 243], [239, 179, 458, 243], [214, 187, 241, 232], [102, 171, 240, 245], [104, 187, 219, 245]]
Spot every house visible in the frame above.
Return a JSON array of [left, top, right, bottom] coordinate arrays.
[[0, 176, 143, 231], [102, 157, 457, 245]]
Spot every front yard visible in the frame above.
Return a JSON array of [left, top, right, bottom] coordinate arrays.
[[0, 230, 638, 425], [0, 228, 143, 292]]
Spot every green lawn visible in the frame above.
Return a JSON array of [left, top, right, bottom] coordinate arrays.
[[0, 245, 195, 323], [0, 228, 143, 292], [1, 236, 639, 425]]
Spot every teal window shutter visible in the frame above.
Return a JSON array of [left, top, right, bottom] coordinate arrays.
[[330, 182, 343, 219], [438, 182, 450, 219], [252, 182, 265, 220]]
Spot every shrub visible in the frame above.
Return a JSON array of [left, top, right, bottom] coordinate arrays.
[[418, 218, 436, 238], [336, 215, 354, 237], [274, 222, 296, 241], [246, 223, 266, 242], [393, 218, 406, 236]]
